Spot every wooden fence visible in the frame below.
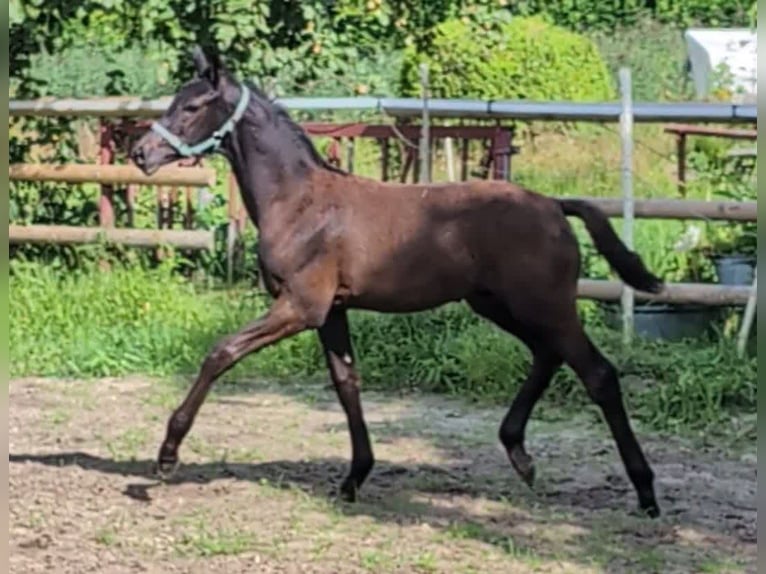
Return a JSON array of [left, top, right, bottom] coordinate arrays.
[[10, 163, 216, 187], [8, 93, 757, 350], [8, 225, 214, 251], [9, 162, 216, 251]]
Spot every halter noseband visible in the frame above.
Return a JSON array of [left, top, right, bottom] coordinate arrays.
[[150, 84, 251, 157]]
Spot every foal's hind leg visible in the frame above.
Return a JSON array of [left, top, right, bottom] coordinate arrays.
[[467, 295, 562, 487], [318, 308, 374, 502], [498, 349, 561, 486], [554, 320, 660, 517]]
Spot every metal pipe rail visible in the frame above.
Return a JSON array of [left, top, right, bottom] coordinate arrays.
[[9, 96, 757, 123]]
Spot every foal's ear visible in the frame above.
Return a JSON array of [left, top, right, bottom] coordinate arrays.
[[191, 45, 221, 86]]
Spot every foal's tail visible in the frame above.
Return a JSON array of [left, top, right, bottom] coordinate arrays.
[[558, 198, 664, 293]]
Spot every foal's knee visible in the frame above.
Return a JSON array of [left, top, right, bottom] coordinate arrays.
[[168, 409, 192, 439], [583, 360, 621, 406]]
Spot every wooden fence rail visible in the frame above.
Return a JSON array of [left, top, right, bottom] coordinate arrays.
[[577, 279, 751, 306], [10, 163, 216, 187], [9, 225, 214, 251], [577, 198, 757, 222]]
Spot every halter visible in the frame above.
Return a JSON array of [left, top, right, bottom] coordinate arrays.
[[150, 84, 251, 157]]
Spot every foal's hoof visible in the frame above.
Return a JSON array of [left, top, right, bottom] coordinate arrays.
[[154, 457, 179, 481], [508, 446, 535, 488], [640, 500, 661, 519], [338, 479, 358, 503]]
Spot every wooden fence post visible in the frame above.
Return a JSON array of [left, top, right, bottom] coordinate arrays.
[[737, 271, 757, 357]]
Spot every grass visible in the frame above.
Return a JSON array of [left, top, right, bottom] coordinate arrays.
[[8, 255, 755, 440], [173, 519, 255, 558], [101, 426, 150, 462]]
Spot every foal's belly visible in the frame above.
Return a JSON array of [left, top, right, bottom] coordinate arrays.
[[345, 251, 476, 313]]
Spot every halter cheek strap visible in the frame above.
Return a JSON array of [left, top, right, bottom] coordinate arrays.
[[150, 84, 251, 157]]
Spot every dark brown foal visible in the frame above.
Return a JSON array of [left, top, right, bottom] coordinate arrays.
[[131, 46, 664, 517]]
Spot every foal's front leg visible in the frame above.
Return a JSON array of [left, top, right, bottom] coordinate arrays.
[[156, 296, 308, 476], [318, 308, 374, 501]]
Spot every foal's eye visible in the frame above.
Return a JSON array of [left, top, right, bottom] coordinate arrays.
[[183, 103, 201, 113]]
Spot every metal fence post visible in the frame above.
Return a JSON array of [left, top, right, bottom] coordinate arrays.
[[619, 68, 635, 345], [419, 63, 430, 184]]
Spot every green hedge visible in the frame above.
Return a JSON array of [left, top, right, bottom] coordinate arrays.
[[506, 0, 752, 30], [399, 16, 614, 102], [589, 16, 693, 102]]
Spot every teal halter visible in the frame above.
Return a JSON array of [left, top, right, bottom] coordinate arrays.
[[150, 84, 251, 157]]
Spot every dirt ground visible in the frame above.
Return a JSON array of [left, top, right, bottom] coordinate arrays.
[[9, 376, 756, 574]]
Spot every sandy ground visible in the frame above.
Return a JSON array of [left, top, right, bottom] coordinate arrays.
[[9, 376, 756, 573]]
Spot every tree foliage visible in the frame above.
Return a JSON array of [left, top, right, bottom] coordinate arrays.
[[10, 0, 753, 100]]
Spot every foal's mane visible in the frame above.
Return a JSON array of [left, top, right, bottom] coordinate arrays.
[[243, 80, 348, 176]]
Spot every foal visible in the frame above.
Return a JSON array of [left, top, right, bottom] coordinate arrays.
[[131, 46, 663, 518]]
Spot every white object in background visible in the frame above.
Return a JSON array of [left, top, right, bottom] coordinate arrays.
[[684, 28, 757, 102]]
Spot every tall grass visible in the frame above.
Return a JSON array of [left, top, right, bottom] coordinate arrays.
[[9, 260, 755, 438]]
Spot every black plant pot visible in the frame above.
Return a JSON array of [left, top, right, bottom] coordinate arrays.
[[712, 254, 756, 286], [602, 303, 719, 342]]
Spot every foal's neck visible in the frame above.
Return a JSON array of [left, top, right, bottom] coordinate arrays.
[[224, 108, 314, 229]]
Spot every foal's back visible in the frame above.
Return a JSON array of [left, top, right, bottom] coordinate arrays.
[[319, 173, 580, 313]]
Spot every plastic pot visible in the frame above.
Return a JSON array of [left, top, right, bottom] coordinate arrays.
[[603, 303, 719, 342], [712, 255, 756, 286]]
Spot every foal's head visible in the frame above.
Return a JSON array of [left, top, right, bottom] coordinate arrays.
[[131, 46, 249, 175], [132, 45, 346, 178]]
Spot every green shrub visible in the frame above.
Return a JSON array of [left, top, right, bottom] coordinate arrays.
[[589, 16, 693, 101], [651, 0, 752, 28], [504, 0, 751, 30], [398, 15, 615, 102]]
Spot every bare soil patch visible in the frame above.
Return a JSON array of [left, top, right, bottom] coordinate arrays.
[[9, 376, 756, 573]]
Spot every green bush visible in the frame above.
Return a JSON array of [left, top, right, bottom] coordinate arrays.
[[589, 16, 693, 101], [504, 0, 751, 30], [651, 0, 752, 28], [399, 16, 615, 102]]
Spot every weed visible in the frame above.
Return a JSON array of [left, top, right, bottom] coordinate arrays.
[[173, 520, 254, 558], [103, 427, 150, 462], [697, 558, 748, 573], [360, 549, 394, 571], [411, 551, 438, 573], [94, 527, 118, 547], [47, 409, 71, 426]]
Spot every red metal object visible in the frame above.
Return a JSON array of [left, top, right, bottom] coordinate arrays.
[[663, 122, 757, 195], [325, 139, 342, 168], [300, 122, 516, 182], [110, 118, 517, 183], [490, 125, 513, 181], [663, 123, 757, 140]]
